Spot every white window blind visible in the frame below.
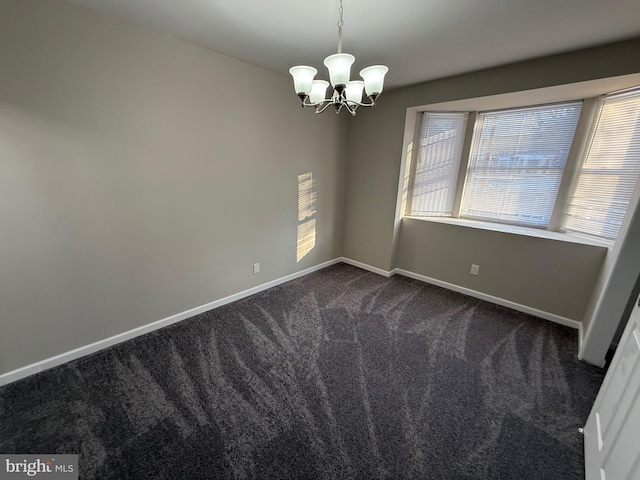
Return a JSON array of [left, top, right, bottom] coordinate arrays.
[[563, 89, 640, 240], [460, 102, 582, 227], [409, 112, 468, 216]]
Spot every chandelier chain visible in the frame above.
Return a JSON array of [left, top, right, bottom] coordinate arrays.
[[336, 0, 344, 53]]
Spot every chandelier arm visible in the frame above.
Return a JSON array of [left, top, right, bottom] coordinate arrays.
[[315, 101, 334, 114], [345, 94, 382, 108], [300, 96, 333, 109], [300, 93, 381, 112], [343, 102, 357, 116], [346, 100, 374, 108]]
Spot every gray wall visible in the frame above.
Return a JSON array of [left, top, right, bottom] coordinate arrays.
[[398, 219, 607, 321], [344, 38, 640, 272], [2, 0, 639, 376], [0, 0, 347, 375], [343, 38, 640, 357]]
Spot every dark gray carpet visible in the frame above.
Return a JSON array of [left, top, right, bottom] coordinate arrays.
[[0, 263, 604, 479]]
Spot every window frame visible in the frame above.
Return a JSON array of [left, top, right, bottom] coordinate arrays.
[[403, 90, 640, 245], [459, 100, 584, 229], [407, 111, 470, 217], [561, 89, 640, 240]]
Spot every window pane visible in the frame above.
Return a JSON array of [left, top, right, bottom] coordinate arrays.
[[461, 102, 582, 226], [409, 112, 468, 216], [563, 89, 640, 240]]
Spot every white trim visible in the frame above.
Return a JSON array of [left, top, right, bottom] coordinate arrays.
[[578, 347, 607, 367], [394, 268, 581, 330], [339, 257, 394, 277], [403, 216, 613, 249], [0, 258, 341, 387], [340, 257, 580, 329], [579, 322, 584, 351]]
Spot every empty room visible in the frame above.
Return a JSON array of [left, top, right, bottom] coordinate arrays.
[[1, 0, 640, 478]]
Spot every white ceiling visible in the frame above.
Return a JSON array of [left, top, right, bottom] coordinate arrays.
[[66, 0, 640, 90]]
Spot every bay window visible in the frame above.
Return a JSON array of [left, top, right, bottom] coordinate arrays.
[[406, 88, 640, 242]]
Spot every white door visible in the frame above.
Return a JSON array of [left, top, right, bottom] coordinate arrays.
[[584, 292, 640, 480]]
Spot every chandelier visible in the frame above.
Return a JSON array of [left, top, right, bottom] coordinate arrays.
[[288, 0, 389, 116]]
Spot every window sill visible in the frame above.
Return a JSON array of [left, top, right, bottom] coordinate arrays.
[[403, 216, 613, 249]]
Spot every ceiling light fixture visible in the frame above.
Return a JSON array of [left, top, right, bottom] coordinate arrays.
[[289, 0, 388, 116]]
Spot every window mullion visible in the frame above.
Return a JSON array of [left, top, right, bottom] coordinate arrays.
[[451, 111, 477, 218]]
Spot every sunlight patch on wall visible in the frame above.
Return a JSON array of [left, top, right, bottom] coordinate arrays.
[[297, 172, 316, 262]]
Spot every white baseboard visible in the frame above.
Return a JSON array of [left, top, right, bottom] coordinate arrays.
[[338, 257, 580, 330], [0, 257, 581, 386], [339, 257, 394, 277], [0, 258, 342, 387], [394, 268, 581, 330]]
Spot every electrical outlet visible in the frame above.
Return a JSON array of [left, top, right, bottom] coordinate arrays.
[[470, 264, 480, 275], [253, 263, 260, 274]]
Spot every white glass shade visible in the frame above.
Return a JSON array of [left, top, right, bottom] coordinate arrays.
[[289, 66, 317, 95], [309, 80, 330, 104], [359, 65, 389, 96], [323, 53, 355, 87], [345, 80, 365, 103]]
